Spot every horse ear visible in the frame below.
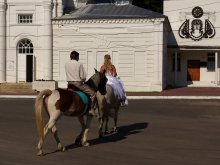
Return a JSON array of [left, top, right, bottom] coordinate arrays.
[[94, 68, 98, 73]]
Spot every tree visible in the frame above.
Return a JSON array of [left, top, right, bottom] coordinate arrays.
[[132, 0, 163, 13]]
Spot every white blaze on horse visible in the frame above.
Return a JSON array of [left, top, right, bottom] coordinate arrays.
[[35, 69, 107, 156], [96, 84, 123, 138]]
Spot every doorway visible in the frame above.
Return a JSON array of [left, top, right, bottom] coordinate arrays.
[[187, 60, 200, 81], [17, 39, 34, 82], [26, 55, 33, 82]]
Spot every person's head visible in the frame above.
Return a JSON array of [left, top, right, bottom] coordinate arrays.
[[104, 54, 111, 63], [70, 50, 79, 61]]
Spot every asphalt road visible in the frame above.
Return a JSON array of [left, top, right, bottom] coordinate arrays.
[[0, 98, 220, 165]]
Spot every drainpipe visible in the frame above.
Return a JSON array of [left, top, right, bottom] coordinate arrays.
[[215, 52, 219, 85]]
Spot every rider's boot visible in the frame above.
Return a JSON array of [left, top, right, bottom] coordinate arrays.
[[89, 95, 98, 117]]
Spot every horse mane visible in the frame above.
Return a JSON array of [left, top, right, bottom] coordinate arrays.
[[85, 72, 99, 91]]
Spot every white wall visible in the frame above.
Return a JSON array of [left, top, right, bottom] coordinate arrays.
[[5, 0, 55, 82], [164, 0, 220, 47], [53, 18, 167, 92]]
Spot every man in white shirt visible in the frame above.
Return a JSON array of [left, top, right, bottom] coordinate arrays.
[[65, 50, 96, 116]]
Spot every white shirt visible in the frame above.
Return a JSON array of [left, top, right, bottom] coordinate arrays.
[[65, 60, 86, 82]]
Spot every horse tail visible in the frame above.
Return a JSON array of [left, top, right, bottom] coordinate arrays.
[[35, 89, 52, 141]]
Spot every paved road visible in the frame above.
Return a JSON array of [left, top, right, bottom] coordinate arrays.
[[0, 99, 220, 165]]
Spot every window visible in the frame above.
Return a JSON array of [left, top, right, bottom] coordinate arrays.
[[207, 53, 215, 71], [17, 39, 33, 54], [172, 53, 181, 72], [18, 14, 33, 24]]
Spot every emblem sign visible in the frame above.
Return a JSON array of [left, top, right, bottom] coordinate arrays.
[[178, 6, 215, 41]]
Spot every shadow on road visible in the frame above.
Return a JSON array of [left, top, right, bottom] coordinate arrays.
[[66, 122, 148, 150]]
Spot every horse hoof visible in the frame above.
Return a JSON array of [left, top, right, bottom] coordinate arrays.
[[36, 150, 44, 156], [59, 146, 66, 152], [82, 142, 90, 147], [61, 147, 66, 152], [112, 127, 118, 133], [114, 129, 118, 133], [104, 131, 110, 135], [58, 144, 66, 152]]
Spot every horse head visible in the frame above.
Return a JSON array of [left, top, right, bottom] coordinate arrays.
[[86, 68, 107, 95]]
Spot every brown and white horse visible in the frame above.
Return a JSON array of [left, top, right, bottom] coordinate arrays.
[[35, 69, 107, 156]]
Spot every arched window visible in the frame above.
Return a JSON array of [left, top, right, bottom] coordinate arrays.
[[17, 39, 34, 54]]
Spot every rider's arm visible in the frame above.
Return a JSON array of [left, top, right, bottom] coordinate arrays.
[[79, 63, 86, 82]]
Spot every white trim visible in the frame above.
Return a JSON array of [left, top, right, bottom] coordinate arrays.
[[52, 18, 166, 25]]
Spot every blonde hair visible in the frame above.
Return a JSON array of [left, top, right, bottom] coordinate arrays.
[[103, 54, 113, 72]]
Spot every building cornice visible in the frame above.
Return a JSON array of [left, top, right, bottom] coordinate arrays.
[[52, 17, 166, 25]]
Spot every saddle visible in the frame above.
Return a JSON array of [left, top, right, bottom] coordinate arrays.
[[67, 85, 89, 105], [56, 88, 89, 113]]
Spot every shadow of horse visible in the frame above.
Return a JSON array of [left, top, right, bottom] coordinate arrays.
[[66, 122, 148, 150]]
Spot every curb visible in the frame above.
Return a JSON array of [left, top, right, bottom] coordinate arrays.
[[0, 95, 37, 99], [1, 95, 220, 99], [127, 96, 220, 99]]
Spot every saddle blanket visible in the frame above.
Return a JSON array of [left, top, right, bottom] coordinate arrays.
[[72, 91, 89, 105]]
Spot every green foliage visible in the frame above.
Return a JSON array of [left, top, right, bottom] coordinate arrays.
[[132, 0, 163, 13]]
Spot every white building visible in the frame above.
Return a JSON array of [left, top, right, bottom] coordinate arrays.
[[52, 0, 169, 92], [164, 0, 220, 87], [0, 0, 55, 83], [1, 0, 219, 92]]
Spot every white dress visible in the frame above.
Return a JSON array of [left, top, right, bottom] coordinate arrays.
[[105, 73, 128, 105]]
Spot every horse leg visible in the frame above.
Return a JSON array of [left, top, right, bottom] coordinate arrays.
[[111, 108, 119, 133], [81, 115, 93, 147], [51, 126, 66, 152], [104, 116, 110, 135], [37, 111, 61, 155], [75, 116, 85, 145], [36, 122, 52, 156], [112, 112, 118, 133], [37, 137, 44, 156], [98, 117, 104, 138]]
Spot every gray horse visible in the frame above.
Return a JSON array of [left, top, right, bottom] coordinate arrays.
[[96, 84, 122, 138]]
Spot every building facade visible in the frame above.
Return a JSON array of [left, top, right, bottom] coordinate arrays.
[[0, 0, 169, 92], [1, 0, 218, 92], [164, 0, 220, 87], [52, 0, 169, 92]]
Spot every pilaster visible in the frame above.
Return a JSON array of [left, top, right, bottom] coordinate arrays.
[[57, 0, 63, 17], [0, 0, 6, 82], [43, 1, 53, 80]]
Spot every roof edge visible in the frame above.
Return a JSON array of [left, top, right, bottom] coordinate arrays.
[[168, 45, 220, 50]]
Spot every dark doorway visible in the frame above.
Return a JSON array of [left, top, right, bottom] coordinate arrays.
[[26, 55, 33, 82], [187, 60, 200, 81]]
